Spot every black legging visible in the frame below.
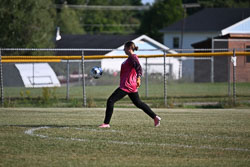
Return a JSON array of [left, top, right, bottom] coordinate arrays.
[[104, 88, 156, 124]]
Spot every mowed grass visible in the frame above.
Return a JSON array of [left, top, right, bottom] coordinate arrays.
[[3, 82, 250, 107], [4, 82, 250, 98], [0, 108, 250, 167]]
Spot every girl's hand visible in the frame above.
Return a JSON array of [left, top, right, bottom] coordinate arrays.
[[137, 77, 141, 88]]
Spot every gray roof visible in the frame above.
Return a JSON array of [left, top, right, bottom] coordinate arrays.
[[161, 8, 250, 32], [55, 34, 140, 55]]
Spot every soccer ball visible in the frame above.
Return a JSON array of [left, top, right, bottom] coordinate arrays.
[[90, 66, 103, 79]]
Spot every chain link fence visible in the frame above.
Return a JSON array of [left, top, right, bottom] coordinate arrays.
[[0, 47, 250, 108]]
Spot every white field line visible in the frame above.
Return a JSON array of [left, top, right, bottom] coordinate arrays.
[[146, 132, 246, 140], [24, 126, 250, 152], [69, 127, 247, 140]]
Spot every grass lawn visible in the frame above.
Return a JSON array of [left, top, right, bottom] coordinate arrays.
[[4, 82, 250, 98], [2, 82, 250, 108], [0, 108, 250, 166]]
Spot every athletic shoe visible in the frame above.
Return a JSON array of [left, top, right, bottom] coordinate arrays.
[[154, 116, 161, 127], [99, 123, 110, 128]]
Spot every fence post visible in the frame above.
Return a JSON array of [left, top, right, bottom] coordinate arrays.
[[66, 60, 70, 100], [32, 63, 35, 88], [228, 56, 231, 97], [0, 49, 3, 107], [232, 49, 236, 104], [211, 39, 214, 83], [211, 56, 214, 83], [78, 62, 81, 84], [145, 57, 148, 97], [163, 51, 167, 107], [81, 51, 87, 107]]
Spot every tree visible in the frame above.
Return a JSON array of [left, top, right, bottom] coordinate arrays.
[[56, 5, 84, 34], [54, 0, 143, 34], [197, 0, 250, 8], [79, 0, 142, 34], [0, 0, 56, 48], [139, 0, 183, 42]]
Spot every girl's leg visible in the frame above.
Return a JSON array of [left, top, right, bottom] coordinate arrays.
[[104, 88, 127, 124], [128, 92, 156, 119]]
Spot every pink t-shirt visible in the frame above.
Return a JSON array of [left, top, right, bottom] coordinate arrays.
[[120, 54, 142, 93]]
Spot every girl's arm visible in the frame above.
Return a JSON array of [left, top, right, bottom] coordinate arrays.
[[128, 54, 142, 78]]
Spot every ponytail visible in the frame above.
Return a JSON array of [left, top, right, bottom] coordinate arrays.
[[125, 41, 139, 51]]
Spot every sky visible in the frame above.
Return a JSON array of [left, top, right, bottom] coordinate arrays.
[[141, 0, 155, 5]]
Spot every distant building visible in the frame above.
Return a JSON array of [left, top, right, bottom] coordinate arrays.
[[56, 34, 180, 79], [160, 8, 250, 81], [192, 33, 250, 82]]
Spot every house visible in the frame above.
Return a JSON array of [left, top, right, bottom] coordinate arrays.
[[56, 34, 180, 79], [192, 33, 250, 82], [160, 8, 250, 81], [3, 63, 61, 87], [102, 35, 179, 79]]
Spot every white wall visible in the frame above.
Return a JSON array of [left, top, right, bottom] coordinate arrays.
[[102, 39, 181, 79], [163, 32, 218, 50], [102, 56, 180, 79], [163, 32, 218, 81]]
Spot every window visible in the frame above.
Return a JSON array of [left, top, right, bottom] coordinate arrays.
[[173, 37, 179, 48], [246, 46, 250, 63]]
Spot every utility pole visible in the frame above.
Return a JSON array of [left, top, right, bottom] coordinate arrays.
[[179, 3, 200, 79], [180, 3, 200, 50]]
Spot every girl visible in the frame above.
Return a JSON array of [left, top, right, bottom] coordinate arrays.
[[99, 41, 161, 128]]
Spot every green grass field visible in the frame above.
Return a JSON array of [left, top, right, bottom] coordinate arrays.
[[3, 82, 250, 108], [4, 82, 250, 98], [0, 108, 250, 166]]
